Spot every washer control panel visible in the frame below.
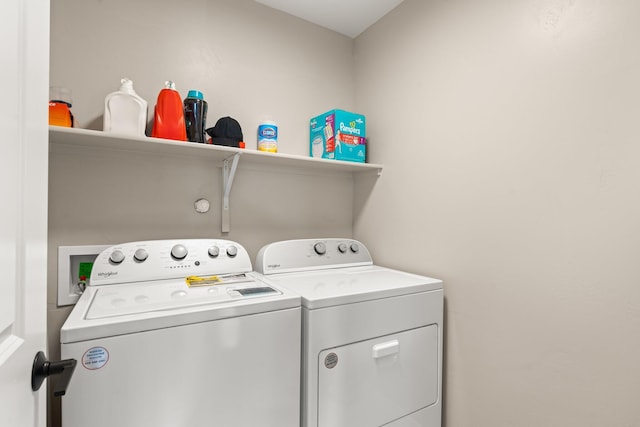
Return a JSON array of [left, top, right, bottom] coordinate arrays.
[[90, 239, 252, 286], [255, 238, 372, 274]]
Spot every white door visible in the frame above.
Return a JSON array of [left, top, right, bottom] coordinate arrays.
[[0, 0, 50, 426]]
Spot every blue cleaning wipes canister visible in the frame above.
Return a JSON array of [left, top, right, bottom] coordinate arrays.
[[257, 120, 278, 152]]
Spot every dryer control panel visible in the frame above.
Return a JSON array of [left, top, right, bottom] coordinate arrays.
[[90, 239, 252, 286], [255, 238, 373, 275]]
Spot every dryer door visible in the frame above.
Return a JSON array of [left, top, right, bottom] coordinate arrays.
[[317, 324, 439, 426]]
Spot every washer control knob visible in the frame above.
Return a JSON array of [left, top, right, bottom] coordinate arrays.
[[226, 245, 238, 257], [350, 243, 360, 253], [337, 243, 348, 253], [109, 250, 125, 264], [314, 242, 327, 255], [134, 248, 148, 262], [208, 246, 220, 258], [171, 244, 188, 260]]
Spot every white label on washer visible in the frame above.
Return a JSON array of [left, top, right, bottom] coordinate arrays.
[[82, 346, 109, 370]]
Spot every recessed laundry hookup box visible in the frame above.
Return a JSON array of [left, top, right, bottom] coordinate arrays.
[[310, 109, 366, 162]]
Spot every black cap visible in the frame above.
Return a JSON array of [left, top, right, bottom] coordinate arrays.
[[206, 117, 244, 147]]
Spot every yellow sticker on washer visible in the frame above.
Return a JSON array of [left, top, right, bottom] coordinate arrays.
[[185, 273, 249, 287], [185, 275, 221, 287]]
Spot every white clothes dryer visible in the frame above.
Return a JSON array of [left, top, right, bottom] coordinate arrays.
[[255, 238, 443, 427], [60, 239, 301, 427]]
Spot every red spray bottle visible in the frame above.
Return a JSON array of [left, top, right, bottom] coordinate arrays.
[[151, 81, 187, 141]]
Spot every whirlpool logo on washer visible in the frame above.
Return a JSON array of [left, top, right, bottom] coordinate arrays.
[[267, 264, 281, 270], [97, 271, 118, 278]]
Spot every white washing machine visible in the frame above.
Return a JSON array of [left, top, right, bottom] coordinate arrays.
[[60, 239, 301, 427], [255, 238, 443, 427]]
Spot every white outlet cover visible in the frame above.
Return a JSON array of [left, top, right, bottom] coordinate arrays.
[[57, 245, 110, 306]]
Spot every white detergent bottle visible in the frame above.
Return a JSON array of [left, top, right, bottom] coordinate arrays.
[[103, 78, 148, 136]]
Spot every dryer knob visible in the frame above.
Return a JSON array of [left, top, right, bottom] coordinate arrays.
[[208, 246, 220, 258], [350, 243, 360, 253], [337, 243, 348, 253], [109, 250, 125, 264], [314, 242, 326, 255], [171, 244, 188, 260], [134, 248, 148, 262], [226, 245, 238, 257]]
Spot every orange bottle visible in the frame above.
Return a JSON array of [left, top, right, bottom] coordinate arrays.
[[49, 101, 74, 127], [151, 81, 187, 141], [49, 87, 74, 127]]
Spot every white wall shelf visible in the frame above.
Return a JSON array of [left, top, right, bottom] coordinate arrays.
[[49, 126, 382, 232]]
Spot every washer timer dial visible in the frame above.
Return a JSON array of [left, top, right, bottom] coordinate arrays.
[[171, 244, 188, 260]]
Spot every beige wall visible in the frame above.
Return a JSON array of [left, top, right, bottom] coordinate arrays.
[[48, 0, 357, 425], [355, 0, 640, 426]]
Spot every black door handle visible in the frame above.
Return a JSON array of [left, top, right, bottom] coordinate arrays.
[[31, 351, 77, 397]]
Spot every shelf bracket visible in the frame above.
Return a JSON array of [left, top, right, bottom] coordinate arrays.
[[222, 153, 241, 233]]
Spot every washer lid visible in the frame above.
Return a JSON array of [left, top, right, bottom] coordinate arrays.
[[261, 265, 442, 309], [85, 275, 272, 319], [60, 274, 300, 343]]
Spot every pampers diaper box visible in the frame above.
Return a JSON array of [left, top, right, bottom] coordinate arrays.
[[310, 109, 366, 162]]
